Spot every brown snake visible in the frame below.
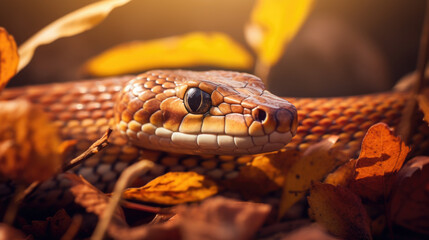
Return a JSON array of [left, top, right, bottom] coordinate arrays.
[[0, 70, 427, 206]]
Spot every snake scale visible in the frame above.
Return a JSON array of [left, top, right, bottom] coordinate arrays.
[[0, 70, 427, 206]]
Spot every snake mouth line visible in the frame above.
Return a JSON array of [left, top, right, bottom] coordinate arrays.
[[123, 126, 293, 155]]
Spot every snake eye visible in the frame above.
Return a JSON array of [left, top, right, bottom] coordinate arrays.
[[184, 88, 212, 114]]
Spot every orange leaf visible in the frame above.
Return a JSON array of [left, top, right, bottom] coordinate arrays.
[[0, 27, 19, 92], [389, 156, 429, 234], [349, 123, 410, 201], [279, 136, 342, 219], [123, 172, 218, 205], [307, 182, 372, 240], [0, 100, 62, 184]]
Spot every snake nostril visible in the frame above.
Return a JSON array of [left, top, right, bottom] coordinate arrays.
[[254, 108, 267, 122]]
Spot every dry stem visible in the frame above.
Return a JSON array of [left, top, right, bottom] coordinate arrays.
[[91, 160, 154, 240]]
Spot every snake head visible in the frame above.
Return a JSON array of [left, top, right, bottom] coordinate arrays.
[[115, 70, 297, 155]]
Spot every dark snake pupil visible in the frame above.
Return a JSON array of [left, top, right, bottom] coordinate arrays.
[[185, 88, 211, 114]]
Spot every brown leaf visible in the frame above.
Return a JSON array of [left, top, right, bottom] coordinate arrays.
[[417, 89, 429, 125], [282, 223, 341, 240], [389, 156, 429, 234], [307, 182, 372, 240], [0, 27, 18, 92], [65, 173, 125, 221], [279, 136, 342, 219], [20, 209, 71, 239], [108, 197, 269, 240], [0, 99, 62, 184], [123, 172, 218, 205], [175, 196, 271, 240], [0, 223, 26, 240], [349, 123, 410, 201]]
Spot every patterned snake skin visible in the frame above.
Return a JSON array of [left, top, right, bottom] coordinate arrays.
[[0, 70, 427, 206]]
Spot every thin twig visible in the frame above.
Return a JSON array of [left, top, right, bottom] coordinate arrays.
[[2, 181, 41, 224], [415, 2, 429, 93], [121, 200, 163, 214], [62, 128, 112, 172], [91, 160, 154, 240], [397, 3, 429, 141]]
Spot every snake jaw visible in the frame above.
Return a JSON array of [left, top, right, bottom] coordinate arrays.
[[115, 70, 298, 155]]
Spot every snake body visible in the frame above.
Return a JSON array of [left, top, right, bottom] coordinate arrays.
[[0, 70, 427, 205]]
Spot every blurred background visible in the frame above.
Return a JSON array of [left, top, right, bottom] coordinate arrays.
[[0, 0, 426, 97]]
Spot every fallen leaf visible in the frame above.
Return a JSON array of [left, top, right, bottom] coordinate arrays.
[[324, 159, 356, 187], [0, 223, 26, 240], [417, 88, 429, 125], [108, 197, 270, 240], [17, 0, 131, 72], [245, 0, 314, 67], [84, 32, 252, 76], [349, 123, 410, 202], [389, 156, 429, 234], [225, 149, 300, 198], [282, 223, 341, 240], [123, 172, 218, 205], [20, 209, 71, 239], [279, 136, 342, 219], [65, 173, 125, 222], [0, 100, 62, 184], [307, 182, 372, 240], [0, 27, 18, 92], [175, 196, 271, 240]]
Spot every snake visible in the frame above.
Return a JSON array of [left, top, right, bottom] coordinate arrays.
[[0, 70, 427, 206]]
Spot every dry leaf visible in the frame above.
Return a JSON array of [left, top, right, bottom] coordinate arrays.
[[324, 160, 356, 187], [17, 0, 131, 71], [0, 27, 19, 92], [307, 182, 372, 240], [0, 100, 62, 184], [245, 0, 314, 67], [65, 173, 125, 222], [389, 156, 429, 234], [279, 136, 341, 219], [175, 197, 271, 240], [0, 223, 26, 240], [20, 209, 71, 239], [417, 89, 429, 125], [84, 32, 252, 76], [349, 123, 410, 202], [123, 172, 218, 205], [225, 149, 300, 198], [108, 197, 269, 240]]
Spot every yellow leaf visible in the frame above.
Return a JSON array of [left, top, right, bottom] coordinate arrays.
[[0, 27, 19, 92], [279, 136, 342, 219], [84, 32, 253, 76], [122, 172, 218, 205], [17, 0, 131, 72], [324, 160, 356, 187], [245, 0, 314, 66]]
